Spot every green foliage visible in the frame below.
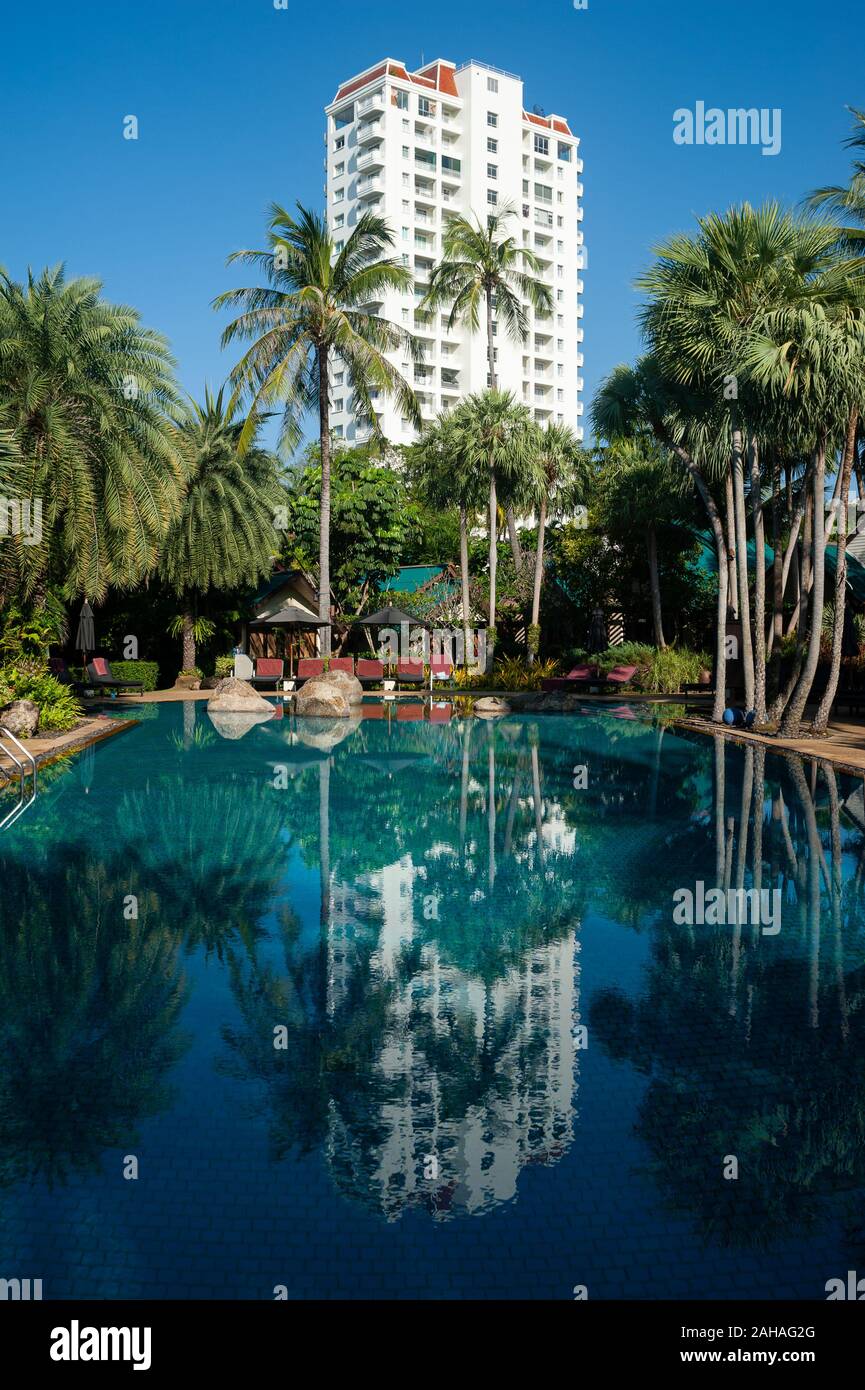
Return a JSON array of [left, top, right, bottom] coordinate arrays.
[[107, 660, 160, 691], [214, 655, 235, 678], [0, 265, 184, 602], [0, 596, 68, 663], [282, 443, 420, 617], [594, 643, 709, 693], [0, 664, 82, 732]]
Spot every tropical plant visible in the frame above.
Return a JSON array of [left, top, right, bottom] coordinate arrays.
[[808, 106, 865, 254], [215, 204, 422, 654], [450, 391, 536, 671], [0, 665, 81, 732], [0, 265, 184, 603], [423, 204, 553, 570], [524, 421, 587, 662], [159, 387, 285, 670]]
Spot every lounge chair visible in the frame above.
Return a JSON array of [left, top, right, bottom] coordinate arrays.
[[48, 657, 87, 694], [601, 664, 638, 690], [296, 658, 325, 686], [86, 658, 143, 693], [233, 653, 255, 681], [356, 659, 385, 687], [430, 657, 454, 685], [250, 658, 284, 690], [328, 658, 355, 675], [541, 664, 599, 692], [396, 660, 424, 689]]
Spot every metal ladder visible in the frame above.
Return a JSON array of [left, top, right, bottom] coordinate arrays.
[[0, 726, 37, 832]]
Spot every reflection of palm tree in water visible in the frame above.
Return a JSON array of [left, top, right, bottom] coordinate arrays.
[[0, 850, 188, 1188], [591, 735, 865, 1254]]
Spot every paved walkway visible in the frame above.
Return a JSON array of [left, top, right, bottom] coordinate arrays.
[[0, 714, 136, 777]]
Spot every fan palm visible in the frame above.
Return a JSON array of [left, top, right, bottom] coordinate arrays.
[[214, 204, 421, 654], [160, 386, 286, 669], [422, 204, 553, 571], [808, 107, 865, 254], [0, 264, 184, 603], [450, 391, 535, 670]]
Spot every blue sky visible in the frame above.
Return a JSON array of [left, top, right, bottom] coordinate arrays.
[[1, 0, 859, 443]]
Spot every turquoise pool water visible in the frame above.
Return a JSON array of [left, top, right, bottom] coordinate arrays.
[[1, 699, 864, 1299]]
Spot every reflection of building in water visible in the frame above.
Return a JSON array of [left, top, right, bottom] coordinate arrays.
[[325, 856, 580, 1219]]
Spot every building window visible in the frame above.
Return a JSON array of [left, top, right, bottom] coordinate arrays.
[[402, 118, 410, 131], [487, 111, 498, 128], [487, 163, 497, 180], [557, 289, 564, 302], [334, 213, 344, 228], [557, 265, 563, 278], [557, 240, 564, 253], [558, 141, 571, 161], [487, 137, 498, 154], [334, 372, 344, 386], [333, 398, 343, 413], [557, 190, 563, 204], [534, 134, 549, 156], [557, 363, 564, 376], [402, 171, 410, 186], [557, 338, 564, 351], [557, 389, 564, 402], [487, 76, 498, 93], [334, 162, 344, 177], [418, 97, 436, 117], [334, 136, 344, 151], [402, 145, 410, 158], [333, 187, 344, 202], [402, 226, 409, 240], [393, 89, 408, 110], [487, 189, 498, 206], [332, 424, 343, 439], [534, 183, 552, 203]]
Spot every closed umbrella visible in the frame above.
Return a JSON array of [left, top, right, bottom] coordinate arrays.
[[75, 601, 95, 665], [588, 607, 607, 655]]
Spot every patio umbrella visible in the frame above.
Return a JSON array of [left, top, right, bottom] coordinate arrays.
[[354, 605, 428, 628], [75, 601, 95, 665], [588, 607, 607, 654], [254, 607, 330, 677]]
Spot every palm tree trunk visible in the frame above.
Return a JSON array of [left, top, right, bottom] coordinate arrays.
[[487, 457, 497, 674], [182, 606, 196, 670], [317, 349, 332, 658], [780, 439, 826, 736], [673, 446, 727, 722], [749, 435, 767, 721], [732, 430, 755, 708], [485, 284, 522, 574], [459, 503, 472, 669], [813, 408, 859, 733], [646, 523, 665, 649], [528, 495, 547, 665], [725, 472, 739, 619]]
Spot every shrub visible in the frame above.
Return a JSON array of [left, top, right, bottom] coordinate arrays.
[[0, 664, 82, 733], [214, 655, 235, 679], [594, 643, 708, 693], [107, 659, 160, 691]]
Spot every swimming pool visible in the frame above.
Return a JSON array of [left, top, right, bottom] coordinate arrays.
[[1, 700, 863, 1299]]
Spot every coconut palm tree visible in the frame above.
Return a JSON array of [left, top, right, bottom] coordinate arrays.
[[451, 391, 535, 670], [808, 107, 865, 254], [0, 264, 184, 603], [525, 421, 586, 662], [215, 204, 421, 655], [422, 204, 553, 571], [159, 386, 286, 670], [407, 411, 486, 669]]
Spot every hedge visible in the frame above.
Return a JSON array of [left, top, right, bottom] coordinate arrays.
[[107, 660, 160, 691]]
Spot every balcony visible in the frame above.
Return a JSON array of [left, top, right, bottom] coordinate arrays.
[[357, 117, 383, 144], [577, 206, 584, 222], [576, 278, 584, 294], [576, 376, 584, 391], [357, 145, 384, 172], [575, 424, 584, 441], [357, 91, 385, 117], [577, 302, 584, 319], [357, 175, 384, 201], [576, 156, 584, 173], [576, 352, 584, 367], [576, 181, 584, 197], [577, 326, 584, 343], [534, 209, 553, 229]]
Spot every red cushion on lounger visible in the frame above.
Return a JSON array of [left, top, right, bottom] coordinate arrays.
[[356, 659, 385, 678], [430, 658, 452, 674], [397, 661, 424, 677], [328, 658, 354, 673], [565, 665, 594, 680], [297, 659, 324, 678], [256, 659, 283, 678], [605, 665, 638, 684], [92, 657, 110, 677]]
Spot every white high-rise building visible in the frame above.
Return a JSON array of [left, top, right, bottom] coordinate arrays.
[[324, 57, 585, 446]]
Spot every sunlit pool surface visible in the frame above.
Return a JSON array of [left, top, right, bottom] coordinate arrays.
[[1, 698, 864, 1299]]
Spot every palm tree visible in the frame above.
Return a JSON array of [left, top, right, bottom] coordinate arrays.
[[160, 386, 286, 670], [808, 107, 865, 253], [0, 265, 183, 603], [215, 204, 421, 655], [525, 422, 585, 663], [422, 204, 553, 571], [408, 411, 486, 669], [451, 391, 534, 670]]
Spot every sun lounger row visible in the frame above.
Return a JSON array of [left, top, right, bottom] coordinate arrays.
[[541, 663, 639, 692], [236, 656, 455, 689], [48, 657, 143, 693]]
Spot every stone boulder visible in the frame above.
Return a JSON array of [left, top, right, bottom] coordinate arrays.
[[295, 677, 351, 719], [207, 677, 273, 713], [0, 699, 40, 738], [296, 714, 362, 750], [320, 668, 364, 705], [474, 696, 511, 718]]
